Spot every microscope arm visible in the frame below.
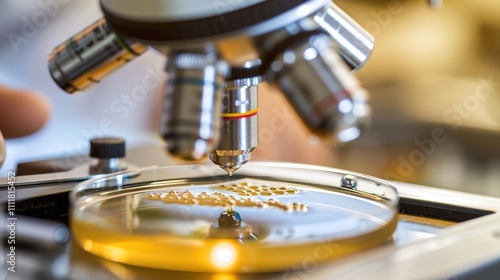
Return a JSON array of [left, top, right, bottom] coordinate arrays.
[[48, 0, 373, 174]]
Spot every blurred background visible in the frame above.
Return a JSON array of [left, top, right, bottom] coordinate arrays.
[[1, 0, 499, 197], [332, 0, 500, 197]]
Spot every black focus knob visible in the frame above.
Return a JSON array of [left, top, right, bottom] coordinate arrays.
[[90, 138, 125, 159]]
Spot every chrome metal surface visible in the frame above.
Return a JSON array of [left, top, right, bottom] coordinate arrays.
[[210, 76, 260, 175], [89, 158, 122, 174], [341, 174, 358, 190], [161, 52, 227, 161], [315, 2, 375, 71], [102, 0, 329, 48], [47, 1, 374, 172], [0, 161, 140, 202], [267, 33, 371, 145], [48, 18, 147, 94]]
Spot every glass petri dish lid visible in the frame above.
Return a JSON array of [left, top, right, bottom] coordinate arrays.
[[70, 162, 399, 273]]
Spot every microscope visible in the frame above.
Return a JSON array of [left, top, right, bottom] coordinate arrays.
[[4, 1, 500, 278], [48, 0, 373, 175]]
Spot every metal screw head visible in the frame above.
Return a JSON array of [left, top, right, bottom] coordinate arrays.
[[341, 175, 358, 190]]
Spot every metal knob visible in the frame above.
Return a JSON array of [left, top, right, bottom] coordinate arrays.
[[89, 137, 125, 174]]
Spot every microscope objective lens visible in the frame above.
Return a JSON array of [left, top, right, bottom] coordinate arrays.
[[7, 0, 494, 278]]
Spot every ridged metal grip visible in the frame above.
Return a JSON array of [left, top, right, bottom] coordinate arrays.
[[48, 18, 147, 94], [89, 137, 126, 174], [161, 53, 228, 161], [90, 137, 125, 159]]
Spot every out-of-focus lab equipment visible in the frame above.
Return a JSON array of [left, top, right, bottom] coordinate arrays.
[[1, 1, 500, 280]]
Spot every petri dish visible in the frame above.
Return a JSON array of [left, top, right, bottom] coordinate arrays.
[[70, 162, 398, 273]]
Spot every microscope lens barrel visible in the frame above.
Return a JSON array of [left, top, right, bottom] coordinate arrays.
[[162, 53, 227, 161], [209, 76, 260, 175], [267, 33, 370, 145], [315, 3, 374, 71], [48, 18, 147, 94]]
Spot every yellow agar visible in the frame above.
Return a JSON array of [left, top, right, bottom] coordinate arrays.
[[71, 215, 397, 273], [71, 179, 398, 273]]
